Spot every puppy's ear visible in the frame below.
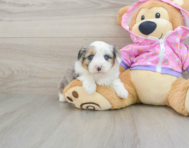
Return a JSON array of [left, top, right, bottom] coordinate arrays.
[[112, 45, 121, 63], [117, 6, 131, 25], [77, 46, 87, 61]]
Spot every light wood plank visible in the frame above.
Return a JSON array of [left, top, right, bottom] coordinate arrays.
[[132, 105, 189, 148], [0, 0, 133, 37], [0, 94, 189, 148]]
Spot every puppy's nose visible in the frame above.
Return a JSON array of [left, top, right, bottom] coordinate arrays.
[[97, 67, 102, 72], [139, 21, 157, 35]]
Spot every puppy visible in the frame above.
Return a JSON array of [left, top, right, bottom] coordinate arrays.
[[58, 41, 128, 102]]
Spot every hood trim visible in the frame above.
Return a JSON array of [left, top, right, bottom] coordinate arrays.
[[122, 0, 189, 33]]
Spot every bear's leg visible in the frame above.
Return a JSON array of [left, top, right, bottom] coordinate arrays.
[[63, 68, 139, 110], [166, 77, 189, 116]]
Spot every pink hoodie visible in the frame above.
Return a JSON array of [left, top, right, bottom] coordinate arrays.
[[120, 0, 189, 77]]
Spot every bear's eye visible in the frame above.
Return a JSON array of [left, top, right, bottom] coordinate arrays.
[[155, 13, 160, 18], [141, 15, 145, 20]]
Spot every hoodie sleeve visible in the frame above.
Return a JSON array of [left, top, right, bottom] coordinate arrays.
[[181, 44, 189, 73], [120, 44, 136, 69]]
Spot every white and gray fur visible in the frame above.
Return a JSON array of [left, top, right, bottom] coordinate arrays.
[[58, 41, 128, 102]]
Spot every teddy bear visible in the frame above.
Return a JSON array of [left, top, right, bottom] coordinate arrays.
[[62, 0, 189, 116]]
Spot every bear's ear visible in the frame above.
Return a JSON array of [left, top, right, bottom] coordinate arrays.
[[171, 0, 189, 11], [117, 6, 131, 25]]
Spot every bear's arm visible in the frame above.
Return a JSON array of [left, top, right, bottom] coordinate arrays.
[[181, 44, 189, 72], [120, 44, 137, 70]]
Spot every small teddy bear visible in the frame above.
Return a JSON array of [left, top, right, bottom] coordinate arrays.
[[62, 0, 189, 116]]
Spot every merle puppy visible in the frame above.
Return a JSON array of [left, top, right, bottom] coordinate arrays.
[[58, 41, 128, 102]]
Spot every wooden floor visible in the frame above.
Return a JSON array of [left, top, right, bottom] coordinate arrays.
[[0, 0, 189, 147], [0, 94, 189, 148]]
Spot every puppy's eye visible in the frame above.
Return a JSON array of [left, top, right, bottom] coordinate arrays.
[[88, 55, 94, 60], [141, 15, 145, 20], [104, 55, 110, 60], [155, 13, 160, 18]]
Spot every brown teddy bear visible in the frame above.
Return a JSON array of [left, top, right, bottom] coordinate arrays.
[[62, 0, 189, 116]]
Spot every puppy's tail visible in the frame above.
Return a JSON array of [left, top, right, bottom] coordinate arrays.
[[58, 66, 78, 93]]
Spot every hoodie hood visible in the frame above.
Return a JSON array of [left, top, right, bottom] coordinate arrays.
[[121, 0, 189, 44]]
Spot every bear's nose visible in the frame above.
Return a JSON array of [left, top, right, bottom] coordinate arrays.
[[139, 21, 157, 35]]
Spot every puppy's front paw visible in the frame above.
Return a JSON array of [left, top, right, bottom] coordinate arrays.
[[83, 82, 96, 95], [115, 87, 128, 99], [58, 92, 67, 103]]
